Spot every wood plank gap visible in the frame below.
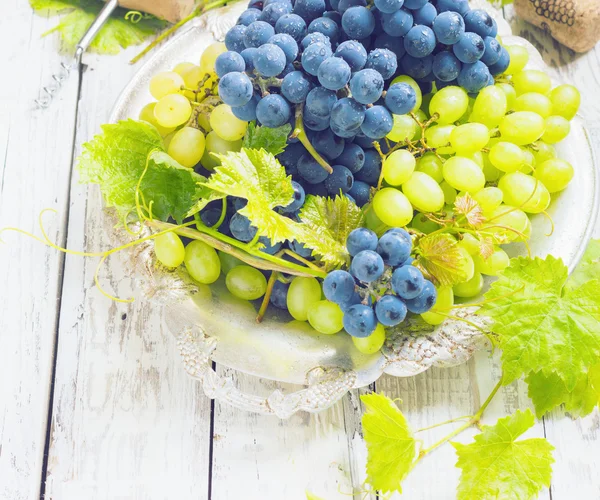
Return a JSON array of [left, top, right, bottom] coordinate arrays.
[[207, 361, 217, 500]]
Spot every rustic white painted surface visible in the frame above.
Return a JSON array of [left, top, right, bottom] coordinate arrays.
[[0, 3, 598, 500]]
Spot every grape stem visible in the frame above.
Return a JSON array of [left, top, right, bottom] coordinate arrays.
[[256, 271, 279, 323], [252, 74, 283, 97], [291, 104, 333, 174]]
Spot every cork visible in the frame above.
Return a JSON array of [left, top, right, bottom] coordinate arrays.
[[514, 0, 600, 52], [111, 0, 198, 23]]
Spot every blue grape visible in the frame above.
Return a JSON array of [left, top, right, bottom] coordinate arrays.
[[345, 193, 356, 203], [380, 8, 413, 37], [339, 291, 363, 311], [281, 71, 312, 103], [248, 0, 263, 7], [244, 21, 276, 48], [232, 93, 260, 121], [404, 25, 436, 57], [304, 182, 329, 196], [269, 33, 299, 63], [240, 47, 258, 73], [323, 10, 342, 24], [230, 196, 247, 211], [256, 94, 291, 127], [488, 46, 510, 75], [403, 0, 426, 8], [306, 87, 338, 117], [374, 0, 402, 14], [275, 13, 308, 41], [342, 6, 376, 39], [486, 72, 495, 87], [343, 304, 377, 337], [437, 0, 470, 16], [318, 57, 352, 90], [264, 0, 293, 8], [293, 0, 326, 22], [215, 51, 246, 77], [375, 295, 407, 326], [259, 236, 283, 254], [277, 142, 307, 175], [346, 227, 378, 256], [337, 143, 365, 173], [230, 212, 258, 242], [280, 181, 306, 212], [457, 61, 490, 93], [325, 164, 354, 194], [254, 43, 287, 76], [238, 8, 262, 26], [330, 97, 366, 134], [432, 11, 465, 45], [373, 33, 406, 61], [452, 32, 485, 63], [297, 153, 330, 183], [365, 48, 398, 80], [302, 41, 333, 76], [331, 122, 360, 139], [392, 265, 425, 300], [270, 280, 290, 309], [335, 40, 368, 71], [304, 108, 331, 131], [200, 206, 227, 227], [337, 0, 367, 14], [349, 69, 384, 105], [463, 9, 495, 38], [313, 128, 345, 159], [308, 17, 340, 43], [279, 62, 295, 77], [301, 31, 331, 49], [218, 72, 253, 107], [355, 149, 381, 184], [289, 240, 313, 258], [259, 1, 292, 26], [376, 229, 411, 266], [352, 133, 375, 148], [361, 105, 393, 139], [225, 25, 248, 52], [401, 53, 433, 79], [404, 280, 437, 313], [411, 2, 437, 26], [432, 51, 461, 82], [348, 180, 371, 206], [481, 36, 502, 66], [384, 82, 417, 114], [489, 17, 498, 37], [323, 269, 356, 304], [350, 250, 384, 282]]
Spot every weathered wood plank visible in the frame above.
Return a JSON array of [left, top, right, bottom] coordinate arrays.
[[0, 2, 81, 499]]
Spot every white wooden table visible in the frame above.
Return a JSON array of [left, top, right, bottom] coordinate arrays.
[[1, 2, 599, 499]]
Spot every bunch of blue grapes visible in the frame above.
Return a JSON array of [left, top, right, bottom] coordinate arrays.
[[322, 227, 436, 338]]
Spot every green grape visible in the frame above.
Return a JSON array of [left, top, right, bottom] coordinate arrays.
[[184, 240, 221, 284], [225, 265, 267, 300], [416, 153, 444, 183], [352, 323, 386, 354], [154, 232, 185, 268], [391, 75, 422, 111], [473, 187, 503, 213], [512, 70, 552, 95], [163, 131, 176, 150], [486, 205, 530, 242], [138, 102, 176, 137], [454, 272, 484, 298], [520, 148, 536, 174], [149, 71, 184, 100], [154, 94, 192, 128], [489, 142, 525, 173], [182, 67, 218, 100], [496, 83, 517, 111], [474, 247, 509, 276], [499, 111, 545, 146], [200, 42, 227, 72], [373, 188, 413, 227], [505, 45, 529, 75], [429, 86, 469, 125], [457, 96, 476, 125], [173, 61, 196, 76], [308, 300, 344, 334], [210, 104, 248, 141], [533, 158, 574, 192], [421, 286, 453, 326], [458, 246, 475, 282], [218, 250, 244, 275], [439, 180, 457, 205], [364, 203, 390, 235], [201, 131, 243, 171], [514, 92, 553, 118], [532, 141, 556, 164], [401, 172, 445, 213], [411, 213, 440, 234], [168, 127, 206, 168], [443, 156, 485, 193], [542, 116, 571, 144], [383, 150, 416, 186], [425, 125, 455, 154], [469, 85, 508, 128], [498, 172, 551, 213], [387, 114, 417, 142], [458, 233, 481, 256], [287, 277, 322, 321], [414, 109, 428, 140], [450, 123, 489, 155], [465, 152, 484, 169], [549, 84, 581, 120], [482, 152, 501, 182]]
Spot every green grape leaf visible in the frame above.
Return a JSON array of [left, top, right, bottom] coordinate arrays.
[[568, 239, 600, 290], [243, 122, 292, 156], [361, 393, 418, 494], [453, 409, 554, 500], [77, 119, 208, 223], [31, 0, 165, 55], [298, 194, 364, 267], [414, 233, 469, 286], [454, 193, 485, 228], [305, 492, 325, 500], [481, 255, 600, 390]]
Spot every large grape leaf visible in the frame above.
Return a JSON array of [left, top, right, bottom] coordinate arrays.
[[567, 239, 600, 290], [414, 233, 469, 286], [361, 393, 417, 494], [453, 410, 554, 500]]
